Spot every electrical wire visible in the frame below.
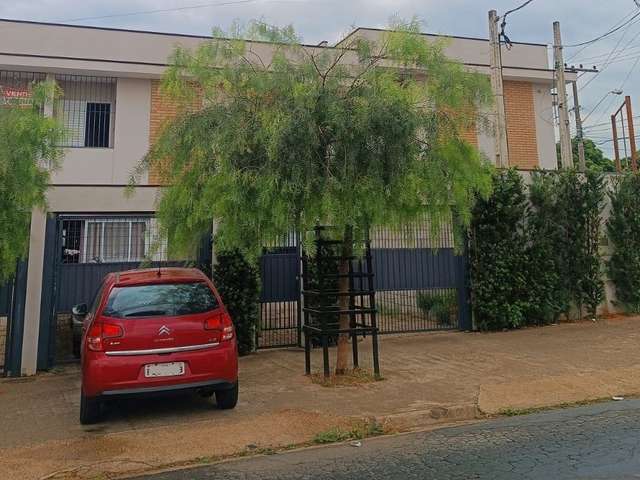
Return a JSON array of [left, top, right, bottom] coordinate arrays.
[[579, 22, 640, 92], [498, 0, 536, 48], [61, 0, 274, 23], [566, 9, 639, 61], [503, 0, 535, 17], [565, 10, 640, 48]]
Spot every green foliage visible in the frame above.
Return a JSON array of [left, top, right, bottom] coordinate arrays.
[[557, 138, 615, 173], [526, 172, 569, 323], [470, 169, 529, 330], [212, 250, 260, 355], [581, 138, 615, 173], [471, 169, 606, 329], [416, 290, 457, 325], [557, 170, 605, 317], [132, 18, 493, 261], [0, 81, 63, 281], [607, 173, 640, 313]]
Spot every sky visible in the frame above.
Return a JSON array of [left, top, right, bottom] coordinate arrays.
[[1, 0, 639, 157]]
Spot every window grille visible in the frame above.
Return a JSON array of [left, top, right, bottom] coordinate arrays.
[[61, 216, 167, 264], [54, 74, 116, 148], [0, 70, 46, 107]]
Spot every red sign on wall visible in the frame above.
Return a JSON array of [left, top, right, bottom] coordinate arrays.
[[0, 84, 32, 105]]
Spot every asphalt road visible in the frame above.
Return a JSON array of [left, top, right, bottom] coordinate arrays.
[[133, 399, 640, 480]]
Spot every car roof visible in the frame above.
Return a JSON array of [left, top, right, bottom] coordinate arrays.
[[107, 267, 208, 287]]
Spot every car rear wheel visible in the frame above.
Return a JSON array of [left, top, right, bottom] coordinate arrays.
[[215, 382, 238, 410], [80, 392, 101, 424]]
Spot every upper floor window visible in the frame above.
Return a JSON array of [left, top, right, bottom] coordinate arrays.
[[55, 75, 116, 148], [0, 70, 45, 107]]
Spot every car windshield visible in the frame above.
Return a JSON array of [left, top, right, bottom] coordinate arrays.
[[103, 282, 219, 318]]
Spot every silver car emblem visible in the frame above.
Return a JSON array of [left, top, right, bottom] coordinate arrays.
[[158, 325, 171, 336]]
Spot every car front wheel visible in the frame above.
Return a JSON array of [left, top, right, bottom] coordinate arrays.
[[80, 391, 101, 424], [215, 382, 238, 410]]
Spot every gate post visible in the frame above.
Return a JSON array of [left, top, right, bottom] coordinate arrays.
[[37, 216, 59, 371], [456, 243, 473, 331], [4, 260, 28, 377]]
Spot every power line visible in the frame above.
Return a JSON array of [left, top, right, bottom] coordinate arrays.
[[565, 10, 640, 48], [61, 0, 268, 23], [503, 0, 535, 17], [579, 21, 640, 92], [498, 0, 536, 48], [566, 9, 640, 61]]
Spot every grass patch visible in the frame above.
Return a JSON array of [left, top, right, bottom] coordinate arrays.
[[310, 368, 382, 387], [313, 419, 385, 444]]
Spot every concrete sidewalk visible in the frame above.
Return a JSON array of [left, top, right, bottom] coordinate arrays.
[[2, 316, 640, 479]]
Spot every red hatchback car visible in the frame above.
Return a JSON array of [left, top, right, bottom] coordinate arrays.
[[75, 267, 238, 424]]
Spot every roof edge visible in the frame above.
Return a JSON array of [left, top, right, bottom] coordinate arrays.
[[338, 27, 548, 48]]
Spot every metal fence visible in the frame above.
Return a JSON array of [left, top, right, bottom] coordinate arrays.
[[258, 238, 301, 349], [370, 216, 470, 333], [0, 280, 12, 374]]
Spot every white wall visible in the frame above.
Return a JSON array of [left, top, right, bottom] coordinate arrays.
[[533, 83, 558, 170], [50, 78, 151, 185]]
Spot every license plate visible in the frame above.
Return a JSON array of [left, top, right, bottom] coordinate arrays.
[[144, 362, 185, 378]]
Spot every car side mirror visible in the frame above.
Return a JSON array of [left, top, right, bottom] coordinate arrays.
[[72, 303, 88, 317]]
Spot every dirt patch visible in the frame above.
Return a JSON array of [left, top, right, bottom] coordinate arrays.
[[1, 409, 358, 480], [310, 368, 381, 387]]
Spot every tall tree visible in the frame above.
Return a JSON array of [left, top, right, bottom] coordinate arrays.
[[557, 138, 615, 172], [134, 19, 493, 374], [0, 82, 63, 281]]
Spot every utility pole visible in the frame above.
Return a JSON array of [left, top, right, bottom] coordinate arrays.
[[489, 10, 509, 168], [571, 81, 586, 171], [611, 115, 622, 173], [625, 96, 638, 173], [553, 21, 573, 169]]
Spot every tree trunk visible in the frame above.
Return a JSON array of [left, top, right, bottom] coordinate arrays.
[[335, 226, 353, 375]]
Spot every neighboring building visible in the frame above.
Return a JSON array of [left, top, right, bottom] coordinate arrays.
[[0, 18, 574, 375]]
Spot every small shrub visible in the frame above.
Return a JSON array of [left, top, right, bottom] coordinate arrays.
[[417, 291, 457, 325], [213, 249, 260, 355]]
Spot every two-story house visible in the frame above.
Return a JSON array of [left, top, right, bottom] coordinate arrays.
[[0, 18, 574, 376]]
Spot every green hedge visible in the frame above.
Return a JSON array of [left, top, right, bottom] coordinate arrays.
[[213, 250, 260, 355], [607, 173, 640, 313], [470, 169, 605, 330], [469, 169, 530, 330]]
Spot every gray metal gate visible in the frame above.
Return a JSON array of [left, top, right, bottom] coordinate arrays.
[[370, 218, 471, 333], [0, 279, 12, 374], [256, 218, 471, 348], [258, 242, 302, 349], [41, 214, 212, 367]]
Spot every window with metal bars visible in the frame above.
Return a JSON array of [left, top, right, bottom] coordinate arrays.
[[54, 74, 116, 148], [61, 216, 167, 264], [0, 70, 46, 107]]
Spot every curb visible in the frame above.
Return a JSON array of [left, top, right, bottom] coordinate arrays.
[[378, 403, 482, 432]]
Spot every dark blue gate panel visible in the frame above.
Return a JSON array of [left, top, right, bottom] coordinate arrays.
[[0, 281, 12, 316], [371, 248, 458, 291], [260, 251, 299, 303]]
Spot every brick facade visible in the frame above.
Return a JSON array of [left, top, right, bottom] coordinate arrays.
[[148, 79, 543, 175], [460, 122, 478, 147], [148, 80, 201, 184], [503, 80, 539, 169]]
